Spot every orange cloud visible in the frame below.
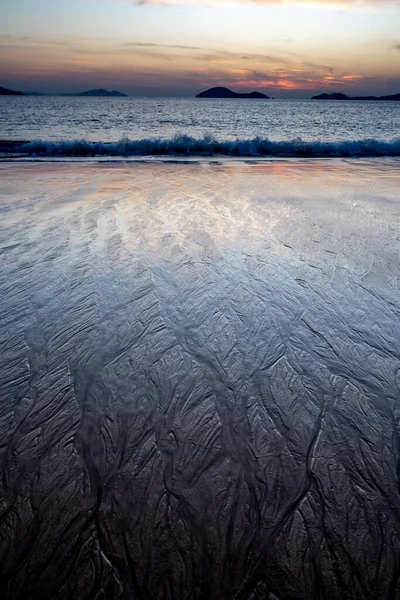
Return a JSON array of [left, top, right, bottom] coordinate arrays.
[[217, 67, 376, 91]]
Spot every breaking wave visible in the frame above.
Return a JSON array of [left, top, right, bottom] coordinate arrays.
[[2, 135, 400, 157]]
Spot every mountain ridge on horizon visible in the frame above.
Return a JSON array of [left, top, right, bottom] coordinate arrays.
[[0, 85, 24, 95], [312, 92, 400, 101], [1, 84, 400, 100], [196, 87, 270, 99], [76, 88, 127, 97]]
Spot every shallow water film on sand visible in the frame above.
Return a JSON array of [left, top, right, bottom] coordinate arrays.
[[1, 160, 400, 600]]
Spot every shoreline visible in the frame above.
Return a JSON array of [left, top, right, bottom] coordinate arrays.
[[2, 156, 400, 166]]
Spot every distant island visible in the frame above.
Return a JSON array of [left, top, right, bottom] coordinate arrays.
[[312, 92, 400, 101], [77, 88, 127, 97], [196, 87, 269, 99], [0, 85, 24, 95]]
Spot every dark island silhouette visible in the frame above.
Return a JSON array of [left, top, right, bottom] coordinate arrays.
[[312, 92, 400, 101], [196, 87, 269, 99], [77, 89, 127, 97], [0, 85, 24, 95]]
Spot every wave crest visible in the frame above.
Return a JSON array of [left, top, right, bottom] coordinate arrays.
[[2, 135, 400, 157]]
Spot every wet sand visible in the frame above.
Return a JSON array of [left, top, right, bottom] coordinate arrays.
[[1, 159, 400, 600]]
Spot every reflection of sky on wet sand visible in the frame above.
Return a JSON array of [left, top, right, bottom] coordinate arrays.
[[3, 159, 398, 277], [2, 159, 399, 336]]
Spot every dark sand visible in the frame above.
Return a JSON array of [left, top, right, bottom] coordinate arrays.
[[1, 159, 400, 599]]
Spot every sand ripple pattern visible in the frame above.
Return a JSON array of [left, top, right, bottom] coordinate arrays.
[[0, 160, 400, 600]]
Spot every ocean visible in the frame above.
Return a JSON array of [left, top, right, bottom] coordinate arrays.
[[1, 95, 400, 157]]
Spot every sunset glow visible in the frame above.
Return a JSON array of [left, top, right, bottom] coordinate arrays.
[[1, 0, 399, 96]]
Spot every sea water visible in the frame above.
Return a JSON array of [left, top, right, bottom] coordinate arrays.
[[1, 96, 400, 157]]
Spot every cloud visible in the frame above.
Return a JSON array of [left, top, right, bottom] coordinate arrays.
[[196, 49, 291, 64], [2, 31, 399, 97], [3, 54, 400, 96], [196, 67, 400, 95], [119, 41, 292, 65], [122, 42, 203, 50], [302, 61, 334, 73]]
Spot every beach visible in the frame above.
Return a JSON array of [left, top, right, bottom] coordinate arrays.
[[1, 158, 400, 599]]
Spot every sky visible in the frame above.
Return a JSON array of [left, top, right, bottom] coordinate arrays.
[[0, 0, 399, 97]]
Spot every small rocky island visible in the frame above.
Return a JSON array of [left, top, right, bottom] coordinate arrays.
[[0, 85, 24, 95], [196, 87, 269, 99], [312, 92, 400, 101], [77, 89, 127, 97]]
